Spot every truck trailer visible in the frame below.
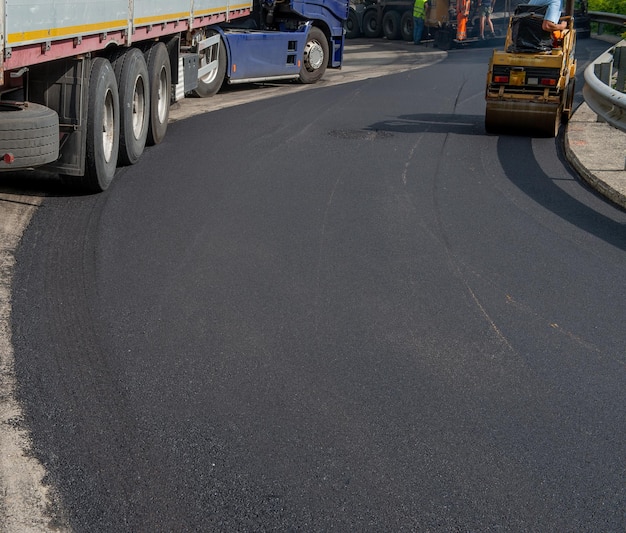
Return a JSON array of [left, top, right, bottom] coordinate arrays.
[[0, 0, 348, 192]]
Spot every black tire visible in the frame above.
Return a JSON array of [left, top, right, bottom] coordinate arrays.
[[346, 9, 361, 39], [400, 11, 414, 41], [362, 9, 382, 38], [562, 78, 575, 123], [81, 58, 120, 192], [143, 42, 171, 145], [0, 102, 59, 170], [435, 29, 453, 50], [383, 11, 402, 40], [111, 47, 150, 165], [299, 27, 329, 84], [193, 31, 226, 98]]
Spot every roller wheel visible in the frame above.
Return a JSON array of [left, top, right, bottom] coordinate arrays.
[[299, 27, 329, 84], [485, 101, 561, 138], [111, 47, 150, 165], [143, 42, 171, 145], [383, 11, 401, 40], [193, 31, 226, 98], [484, 106, 497, 135], [551, 108, 562, 137], [0, 102, 59, 170], [562, 79, 575, 123]]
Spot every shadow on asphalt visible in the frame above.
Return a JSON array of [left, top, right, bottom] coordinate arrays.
[[367, 112, 626, 251], [367, 113, 484, 135], [0, 170, 68, 199], [496, 135, 626, 251]]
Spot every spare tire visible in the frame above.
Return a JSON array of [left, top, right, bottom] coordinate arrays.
[[0, 102, 59, 171]]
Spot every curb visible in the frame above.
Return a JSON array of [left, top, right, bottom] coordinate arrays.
[[564, 128, 626, 210], [564, 103, 626, 211]]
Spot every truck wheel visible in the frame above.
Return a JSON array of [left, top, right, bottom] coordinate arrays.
[[383, 11, 401, 40], [111, 48, 150, 165], [193, 32, 226, 98], [400, 11, 414, 41], [346, 9, 361, 39], [82, 58, 120, 192], [143, 42, 171, 145], [362, 10, 382, 38], [0, 102, 59, 170], [299, 27, 329, 84]]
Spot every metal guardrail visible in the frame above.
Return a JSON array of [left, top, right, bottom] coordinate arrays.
[[588, 11, 626, 33], [582, 12, 626, 133]]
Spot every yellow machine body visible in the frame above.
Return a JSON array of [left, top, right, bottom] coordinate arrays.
[[485, 14, 577, 137]]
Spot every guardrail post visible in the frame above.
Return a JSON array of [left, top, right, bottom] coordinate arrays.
[[583, 23, 626, 136], [593, 60, 613, 123], [594, 61, 612, 85], [615, 45, 626, 92]]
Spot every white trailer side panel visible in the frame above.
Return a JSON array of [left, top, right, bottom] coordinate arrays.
[[1, 0, 253, 76], [5, 0, 253, 48], [132, 0, 193, 24], [132, 0, 252, 26], [6, 1, 129, 46]]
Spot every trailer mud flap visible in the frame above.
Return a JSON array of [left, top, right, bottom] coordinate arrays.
[[29, 57, 90, 175]]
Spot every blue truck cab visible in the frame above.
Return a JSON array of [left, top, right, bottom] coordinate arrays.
[[189, 0, 349, 96]]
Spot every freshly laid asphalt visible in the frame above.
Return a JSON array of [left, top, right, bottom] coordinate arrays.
[[170, 35, 626, 212], [361, 36, 626, 212], [565, 101, 626, 210]]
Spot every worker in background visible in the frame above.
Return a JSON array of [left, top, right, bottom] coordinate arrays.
[[528, 0, 568, 31], [413, 0, 429, 44], [479, 0, 495, 39], [456, 0, 471, 40]]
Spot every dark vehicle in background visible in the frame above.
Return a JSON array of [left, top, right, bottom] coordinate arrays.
[[574, 0, 591, 38], [346, 0, 590, 45]]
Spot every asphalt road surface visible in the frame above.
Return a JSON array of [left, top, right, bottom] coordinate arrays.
[[9, 39, 626, 531]]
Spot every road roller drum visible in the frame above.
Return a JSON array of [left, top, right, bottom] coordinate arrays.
[[485, 100, 561, 137]]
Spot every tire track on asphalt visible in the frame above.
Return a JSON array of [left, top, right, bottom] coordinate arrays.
[[0, 42, 445, 531]]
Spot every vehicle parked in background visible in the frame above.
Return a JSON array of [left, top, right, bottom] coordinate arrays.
[[574, 0, 591, 38], [346, 0, 515, 46], [346, 0, 588, 46]]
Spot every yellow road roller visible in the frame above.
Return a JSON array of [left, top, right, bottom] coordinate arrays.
[[485, 0, 577, 137]]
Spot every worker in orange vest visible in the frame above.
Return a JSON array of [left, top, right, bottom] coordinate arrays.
[[456, 0, 472, 40]]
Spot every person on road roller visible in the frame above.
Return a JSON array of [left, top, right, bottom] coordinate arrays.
[[527, 0, 568, 31]]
